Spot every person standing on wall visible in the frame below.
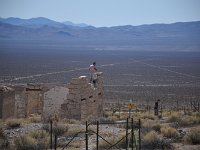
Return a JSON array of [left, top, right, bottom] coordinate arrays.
[[89, 62, 98, 87]]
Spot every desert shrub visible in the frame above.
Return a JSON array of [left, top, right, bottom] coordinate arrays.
[[42, 124, 50, 132], [67, 141, 81, 148], [14, 130, 49, 150], [189, 115, 200, 125], [0, 125, 9, 149], [168, 113, 200, 127], [53, 124, 68, 136], [0, 119, 3, 125], [98, 132, 126, 149], [0, 125, 5, 138], [0, 138, 9, 150], [167, 113, 181, 123], [142, 131, 171, 149], [42, 123, 68, 136], [99, 116, 117, 123], [141, 119, 159, 129], [143, 131, 161, 148], [28, 115, 41, 123], [184, 127, 200, 145], [141, 113, 155, 120], [14, 135, 35, 150], [29, 130, 49, 139], [160, 126, 178, 138], [103, 111, 112, 118], [6, 119, 21, 128], [152, 124, 163, 132], [67, 127, 85, 136], [62, 119, 80, 124]]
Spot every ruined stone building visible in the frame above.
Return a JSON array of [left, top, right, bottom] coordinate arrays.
[[0, 72, 104, 121]]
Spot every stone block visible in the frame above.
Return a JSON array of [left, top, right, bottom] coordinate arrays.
[[70, 78, 81, 85], [68, 84, 79, 89]]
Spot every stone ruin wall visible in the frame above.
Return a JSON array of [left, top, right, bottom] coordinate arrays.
[[0, 86, 15, 119], [43, 72, 104, 121], [13, 84, 43, 118], [0, 72, 104, 121], [43, 86, 69, 121], [60, 72, 104, 121]]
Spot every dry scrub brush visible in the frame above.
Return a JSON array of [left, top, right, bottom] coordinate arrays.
[[160, 126, 179, 139], [184, 126, 200, 145], [43, 123, 68, 136], [6, 119, 21, 128], [13, 130, 49, 150], [98, 132, 126, 150], [167, 112, 200, 127], [142, 131, 171, 149]]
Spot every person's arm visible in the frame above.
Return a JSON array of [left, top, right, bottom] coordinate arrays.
[[94, 66, 97, 71], [89, 66, 91, 72]]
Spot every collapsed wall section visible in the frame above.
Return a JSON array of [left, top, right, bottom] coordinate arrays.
[[43, 86, 69, 121], [14, 86, 27, 118], [0, 86, 15, 119], [0, 72, 104, 121], [61, 72, 104, 121], [26, 84, 43, 115]]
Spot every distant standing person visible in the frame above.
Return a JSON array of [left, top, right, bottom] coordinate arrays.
[[89, 62, 97, 86]]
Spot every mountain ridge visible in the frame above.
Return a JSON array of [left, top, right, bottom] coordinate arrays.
[[0, 17, 200, 51], [0, 17, 90, 28]]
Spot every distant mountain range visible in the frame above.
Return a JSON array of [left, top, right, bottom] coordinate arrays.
[[0, 17, 200, 51], [0, 17, 90, 28]]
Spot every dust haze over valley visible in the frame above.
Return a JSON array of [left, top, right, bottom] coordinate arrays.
[[1, 18, 200, 108], [0, 15, 200, 111]]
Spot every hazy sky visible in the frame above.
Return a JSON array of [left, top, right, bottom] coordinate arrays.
[[0, 0, 200, 27]]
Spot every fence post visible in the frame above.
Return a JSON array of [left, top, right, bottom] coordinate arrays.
[[97, 121, 99, 150], [86, 121, 88, 150], [50, 120, 53, 149], [126, 118, 129, 150], [54, 134, 57, 150], [131, 118, 134, 150], [139, 119, 141, 150]]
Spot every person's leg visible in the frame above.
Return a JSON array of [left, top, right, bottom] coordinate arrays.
[[90, 73, 92, 83]]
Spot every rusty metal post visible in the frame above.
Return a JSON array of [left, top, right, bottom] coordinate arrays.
[[131, 118, 134, 150], [86, 121, 88, 150], [50, 120, 53, 149], [97, 121, 99, 150], [54, 134, 57, 150], [126, 118, 129, 150], [139, 119, 141, 150]]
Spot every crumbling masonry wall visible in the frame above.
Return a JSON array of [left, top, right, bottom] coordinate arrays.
[[0, 86, 15, 119], [44, 72, 104, 121], [43, 86, 69, 121], [0, 72, 104, 121]]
